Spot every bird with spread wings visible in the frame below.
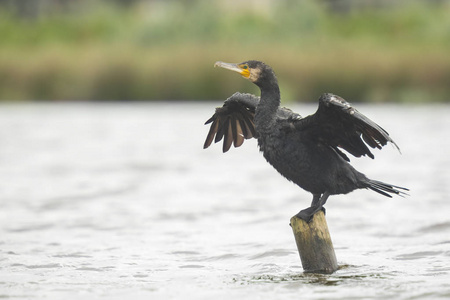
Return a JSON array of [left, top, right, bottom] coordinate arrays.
[[204, 60, 408, 222]]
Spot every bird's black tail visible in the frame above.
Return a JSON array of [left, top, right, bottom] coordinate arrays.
[[367, 180, 409, 198]]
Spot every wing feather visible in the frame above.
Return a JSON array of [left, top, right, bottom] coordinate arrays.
[[203, 118, 219, 149], [241, 112, 256, 138], [234, 119, 245, 147], [203, 92, 259, 152], [214, 120, 224, 143], [238, 118, 250, 139], [223, 118, 233, 152], [293, 93, 399, 160]]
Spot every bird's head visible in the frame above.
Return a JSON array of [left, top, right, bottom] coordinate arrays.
[[214, 60, 275, 87]]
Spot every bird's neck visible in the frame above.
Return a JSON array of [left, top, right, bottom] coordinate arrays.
[[255, 81, 280, 132]]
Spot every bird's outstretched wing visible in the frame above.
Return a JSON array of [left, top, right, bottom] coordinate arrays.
[[294, 93, 399, 161], [203, 92, 259, 152]]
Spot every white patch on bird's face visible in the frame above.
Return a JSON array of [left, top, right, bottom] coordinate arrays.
[[248, 67, 261, 83]]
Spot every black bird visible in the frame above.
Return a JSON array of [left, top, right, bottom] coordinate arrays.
[[204, 60, 408, 222]]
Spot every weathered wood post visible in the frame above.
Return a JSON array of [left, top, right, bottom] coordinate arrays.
[[290, 210, 338, 274]]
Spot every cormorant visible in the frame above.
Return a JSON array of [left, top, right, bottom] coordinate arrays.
[[203, 60, 408, 222]]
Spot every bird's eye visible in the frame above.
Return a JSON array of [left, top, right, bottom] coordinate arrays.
[[243, 65, 248, 69]]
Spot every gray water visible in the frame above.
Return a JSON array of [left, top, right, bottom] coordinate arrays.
[[0, 102, 449, 300]]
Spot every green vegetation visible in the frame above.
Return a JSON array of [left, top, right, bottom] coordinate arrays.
[[0, 0, 449, 102]]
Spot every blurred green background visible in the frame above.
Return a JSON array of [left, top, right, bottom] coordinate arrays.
[[0, 0, 449, 102]]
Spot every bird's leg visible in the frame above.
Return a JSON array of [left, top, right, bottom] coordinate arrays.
[[310, 193, 321, 207], [295, 193, 322, 223], [295, 192, 330, 223], [317, 191, 330, 207]]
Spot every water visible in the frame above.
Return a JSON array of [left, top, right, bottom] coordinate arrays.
[[0, 102, 449, 299]]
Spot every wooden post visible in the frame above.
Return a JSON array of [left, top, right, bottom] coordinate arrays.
[[290, 210, 338, 274]]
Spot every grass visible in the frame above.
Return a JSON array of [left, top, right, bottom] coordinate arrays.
[[0, 0, 449, 102]]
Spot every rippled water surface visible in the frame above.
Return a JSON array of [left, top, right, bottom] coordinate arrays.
[[1, 102, 449, 299]]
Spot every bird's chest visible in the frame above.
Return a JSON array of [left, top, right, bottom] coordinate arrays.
[[257, 130, 311, 174], [257, 128, 337, 193]]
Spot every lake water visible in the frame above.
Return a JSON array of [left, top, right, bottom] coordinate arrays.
[[0, 102, 449, 299]]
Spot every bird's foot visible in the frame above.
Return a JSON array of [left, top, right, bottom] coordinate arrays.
[[295, 206, 325, 223]]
